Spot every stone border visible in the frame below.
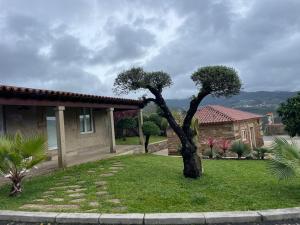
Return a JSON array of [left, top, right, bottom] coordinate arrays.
[[0, 207, 300, 224]]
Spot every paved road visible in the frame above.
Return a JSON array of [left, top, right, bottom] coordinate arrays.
[[263, 135, 300, 147]]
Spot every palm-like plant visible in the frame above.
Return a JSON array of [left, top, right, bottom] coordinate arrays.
[[269, 137, 300, 180], [229, 141, 250, 159], [0, 132, 47, 196]]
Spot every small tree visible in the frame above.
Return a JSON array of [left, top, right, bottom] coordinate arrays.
[[116, 118, 137, 140], [0, 133, 46, 196], [277, 93, 300, 137], [229, 141, 250, 159], [218, 139, 231, 157], [142, 121, 160, 153], [114, 66, 241, 178]]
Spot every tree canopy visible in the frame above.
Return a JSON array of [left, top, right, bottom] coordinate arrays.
[[277, 93, 300, 137]]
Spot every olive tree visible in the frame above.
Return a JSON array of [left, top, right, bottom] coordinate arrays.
[[114, 66, 241, 178]]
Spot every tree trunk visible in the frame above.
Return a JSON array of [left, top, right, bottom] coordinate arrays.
[[145, 135, 150, 153], [9, 178, 22, 196], [122, 129, 126, 141], [181, 143, 202, 178]]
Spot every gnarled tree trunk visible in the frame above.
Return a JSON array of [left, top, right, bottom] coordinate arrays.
[[181, 144, 202, 178]]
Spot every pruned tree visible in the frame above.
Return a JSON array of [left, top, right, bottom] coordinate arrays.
[[114, 66, 241, 178], [142, 121, 160, 153]]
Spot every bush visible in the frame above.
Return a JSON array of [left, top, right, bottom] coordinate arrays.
[[116, 118, 137, 140], [229, 141, 250, 159], [254, 147, 271, 160]]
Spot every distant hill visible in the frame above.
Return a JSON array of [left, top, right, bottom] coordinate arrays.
[[165, 91, 298, 123]]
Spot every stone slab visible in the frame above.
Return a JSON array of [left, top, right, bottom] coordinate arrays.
[[144, 213, 205, 225], [0, 210, 58, 223], [56, 212, 100, 224], [19, 204, 79, 211], [203, 211, 261, 224], [258, 207, 300, 221], [100, 213, 144, 225]]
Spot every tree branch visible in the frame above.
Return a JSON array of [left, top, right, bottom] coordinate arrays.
[[141, 97, 157, 106], [182, 89, 210, 136], [146, 86, 188, 145]]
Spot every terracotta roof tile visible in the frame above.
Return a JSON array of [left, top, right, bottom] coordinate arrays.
[[195, 105, 262, 125], [0, 84, 143, 106]]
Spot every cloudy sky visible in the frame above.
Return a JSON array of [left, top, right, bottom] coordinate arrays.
[[0, 0, 300, 99]]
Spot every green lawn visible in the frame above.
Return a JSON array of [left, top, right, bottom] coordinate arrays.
[[0, 154, 299, 213], [116, 135, 166, 145]]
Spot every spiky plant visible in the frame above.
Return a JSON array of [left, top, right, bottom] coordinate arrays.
[[218, 139, 231, 157], [254, 147, 271, 160], [0, 132, 47, 196], [269, 137, 300, 180], [229, 141, 250, 159]]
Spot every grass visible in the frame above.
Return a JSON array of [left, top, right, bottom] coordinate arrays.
[[116, 135, 166, 145], [0, 154, 300, 213]]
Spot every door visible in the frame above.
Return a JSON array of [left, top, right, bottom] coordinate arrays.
[[250, 127, 256, 149], [46, 108, 57, 150]]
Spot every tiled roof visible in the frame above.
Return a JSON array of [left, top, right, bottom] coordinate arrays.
[[0, 84, 143, 107], [195, 105, 262, 125]]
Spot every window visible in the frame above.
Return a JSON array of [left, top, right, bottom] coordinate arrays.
[[241, 129, 247, 141], [80, 108, 93, 133]]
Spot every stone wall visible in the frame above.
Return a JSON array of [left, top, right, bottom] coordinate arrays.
[[147, 139, 168, 153], [265, 123, 287, 135], [198, 123, 235, 153], [167, 128, 181, 155], [167, 119, 264, 155]]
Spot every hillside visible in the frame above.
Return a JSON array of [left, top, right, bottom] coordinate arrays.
[[164, 91, 298, 124]]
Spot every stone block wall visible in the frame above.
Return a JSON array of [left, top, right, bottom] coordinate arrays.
[[167, 128, 181, 155], [147, 140, 168, 153]]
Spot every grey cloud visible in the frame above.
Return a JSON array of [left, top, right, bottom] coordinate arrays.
[[50, 35, 91, 65], [92, 24, 156, 64], [0, 0, 300, 99]]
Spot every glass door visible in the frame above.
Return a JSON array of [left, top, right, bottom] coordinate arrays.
[[46, 108, 57, 150]]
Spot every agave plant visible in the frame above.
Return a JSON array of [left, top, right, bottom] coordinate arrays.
[[229, 141, 250, 159], [269, 137, 300, 180], [0, 132, 47, 196]]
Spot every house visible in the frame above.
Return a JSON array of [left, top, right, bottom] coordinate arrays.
[[0, 85, 145, 170], [167, 105, 264, 155]]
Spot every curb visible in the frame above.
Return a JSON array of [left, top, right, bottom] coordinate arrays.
[[0, 207, 300, 224]]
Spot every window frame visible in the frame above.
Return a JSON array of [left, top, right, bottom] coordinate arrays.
[[241, 129, 247, 141], [79, 108, 94, 134]]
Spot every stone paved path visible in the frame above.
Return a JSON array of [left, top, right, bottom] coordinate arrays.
[[20, 160, 126, 212]]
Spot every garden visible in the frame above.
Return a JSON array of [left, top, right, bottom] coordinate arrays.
[[0, 154, 300, 213]]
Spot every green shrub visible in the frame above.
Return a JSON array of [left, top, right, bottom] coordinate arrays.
[[254, 147, 271, 160], [142, 121, 160, 153], [116, 118, 137, 140], [229, 141, 250, 159]]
